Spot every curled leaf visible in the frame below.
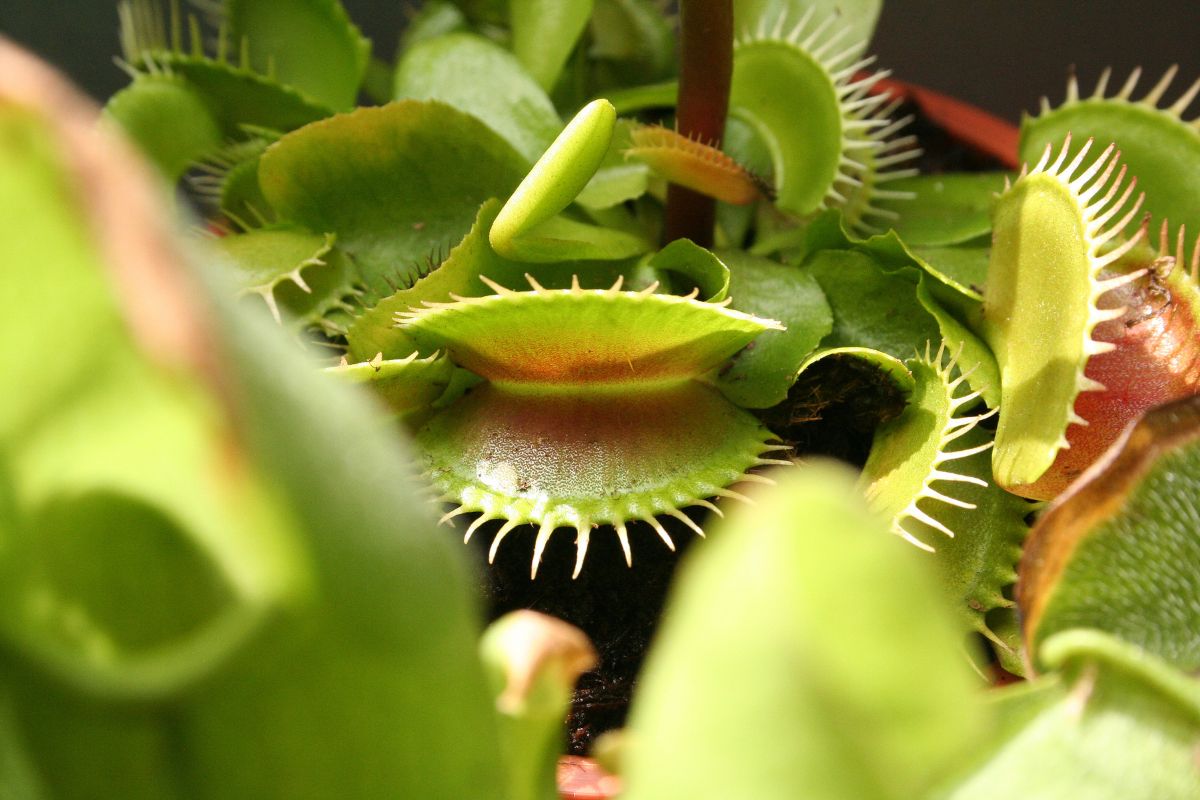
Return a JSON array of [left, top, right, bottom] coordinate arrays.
[[490, 99, 651, 262]]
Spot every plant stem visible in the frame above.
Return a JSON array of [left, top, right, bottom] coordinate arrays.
[[663, 0, 733, 247]]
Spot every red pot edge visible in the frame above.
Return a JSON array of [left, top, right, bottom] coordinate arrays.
[[558, 755, 622, 800], [556, 80, 1021, 800], [873, 76, 1022, 171]]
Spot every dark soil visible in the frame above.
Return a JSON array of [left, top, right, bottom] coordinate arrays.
[[472, 515, 702, 753], [470, 97, 1009, 757]]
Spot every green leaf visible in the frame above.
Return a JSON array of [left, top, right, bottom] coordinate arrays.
[[0, 489, 265, 699], [622, 463, 984, 800], [103, 75, 222, 181], [804, 249, 944, 357], [10, 675, 181, 800], [910, 245, 990, 300], [1019, 396, 1200, 672], [397, 1, 469, 53], [603, 80, 678, 114], [788, 208, 988, 310], [394, 33, 561, 164], [226, 0, 370, 111], [587, 0, 676, 89], [2, 59, 507, 797], [708, 250, 832, 408], [0, 104, 290, 703], [0, 107, 127, 441], [803, 248, 999, 407], [178, 288, 510, 799], [938, 630, 1200, 799], [510, 0, 594, 91], [259, 100, 528, 294], [875, 173, 1007, 247], [491, 214, 650, 262], [0, 690, 45, 800]]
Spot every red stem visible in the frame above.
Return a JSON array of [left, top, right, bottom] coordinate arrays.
[[663, 0, 733, 247]]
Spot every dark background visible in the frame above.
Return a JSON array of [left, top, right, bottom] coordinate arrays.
[[3, 1, 1199, 122]]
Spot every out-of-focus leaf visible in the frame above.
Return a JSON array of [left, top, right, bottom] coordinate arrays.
[[394, 33, 561, 164], [588, 0, 676, 89], [259, 100, 528, 293], [936, 629, 1200, 799], [511, 0, 594, 91], [575, 120, 649, 210], [226, 0, 370, 111], [397, 1, 469, 54], [0, 690, 46, 800], [0, 43, 507, 798], [1019, 395, 1200, 672], [622, 463, 984, 800]]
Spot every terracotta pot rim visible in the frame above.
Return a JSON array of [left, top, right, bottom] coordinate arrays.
[[872, 76, 1021, 170]]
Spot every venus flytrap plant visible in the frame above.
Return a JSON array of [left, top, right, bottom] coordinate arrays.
[[7, 0, 1195, 794]]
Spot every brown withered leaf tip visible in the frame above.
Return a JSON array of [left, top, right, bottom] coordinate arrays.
[[1017, 394, 1200, 663]]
